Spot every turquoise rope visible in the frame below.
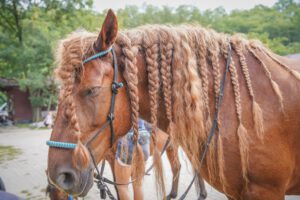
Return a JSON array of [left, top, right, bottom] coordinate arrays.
[[83, 46, 113, 63], [46, 140, 77, 149]]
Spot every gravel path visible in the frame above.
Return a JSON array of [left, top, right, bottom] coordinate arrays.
[[0, 127, 298, 200]]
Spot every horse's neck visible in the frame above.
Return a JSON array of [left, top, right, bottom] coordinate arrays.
[[133, 44, 226, 132]]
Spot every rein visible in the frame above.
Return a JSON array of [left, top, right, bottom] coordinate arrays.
[[178, 42, 232, 200]]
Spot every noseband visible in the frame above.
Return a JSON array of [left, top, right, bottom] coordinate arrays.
[[47, 45, 123, 200]]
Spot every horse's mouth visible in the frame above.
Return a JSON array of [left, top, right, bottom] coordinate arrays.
[[76, 167, 94, 197]]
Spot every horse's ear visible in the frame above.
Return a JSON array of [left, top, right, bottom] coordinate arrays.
[[94, 9, 118, 52]]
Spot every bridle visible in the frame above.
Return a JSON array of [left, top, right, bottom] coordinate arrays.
[[47, 45, 123, 149], [47, 45, 123, 200]]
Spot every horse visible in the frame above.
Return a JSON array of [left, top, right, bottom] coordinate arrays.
[[46, 126, 207, 200], [47, 9, 300, 200]]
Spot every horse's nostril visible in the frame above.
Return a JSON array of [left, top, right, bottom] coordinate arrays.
[[56, 170, 76, 190]]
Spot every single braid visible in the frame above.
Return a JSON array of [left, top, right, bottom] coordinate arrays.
[[207, 36, 221, 108], [117, 33, 140, 142], [143, 32, 160, 133], [232, 37, 264, 139], [57, 65, 79, 133], [248, 46, 284, 113], [194, 29, 212, 132], [55, 35, 98, 170], [116, 33, 145, 184], [142, 28, 166, 196], [262, 48, 300, 81], [207, 35, 222, 182], [159, 27, 174, 134], [228, 61, 243, 122]]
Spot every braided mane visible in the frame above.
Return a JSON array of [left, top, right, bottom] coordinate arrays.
[[55, 25, 300, 194]]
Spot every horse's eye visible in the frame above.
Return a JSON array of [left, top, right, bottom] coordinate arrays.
[[85, 87, 101, 97]]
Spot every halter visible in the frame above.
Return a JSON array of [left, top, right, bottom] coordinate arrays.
[[47, 45, 123, 200], [47, 45, 123, 149]]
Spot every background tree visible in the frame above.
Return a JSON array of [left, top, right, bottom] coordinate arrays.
[[0, 0, 299, 121]]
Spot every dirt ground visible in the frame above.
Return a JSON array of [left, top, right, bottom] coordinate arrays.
[[0, 127, 299, 200]]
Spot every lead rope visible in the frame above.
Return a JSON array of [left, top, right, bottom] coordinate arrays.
[[178, 42, 232, 200]]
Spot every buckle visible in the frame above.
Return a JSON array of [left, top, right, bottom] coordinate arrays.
[[97, 181, 106, 199], [107, 113, 115, 121], [112, 82, 124, 94]]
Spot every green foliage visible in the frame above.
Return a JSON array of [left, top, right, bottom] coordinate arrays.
[[0, 91, 7, 105], [0, 145, 22, 164], [0, 0, 97, 116], [115, 1, 300, 54], [0, 0, 299, 120]]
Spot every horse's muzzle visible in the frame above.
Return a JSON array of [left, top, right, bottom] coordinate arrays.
[[51, 165, 94, 197]]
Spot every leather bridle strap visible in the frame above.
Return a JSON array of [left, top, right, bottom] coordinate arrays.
[[178, 42, 232, 200], [85, 46, 123, 148], [85, 46, 122, 200]]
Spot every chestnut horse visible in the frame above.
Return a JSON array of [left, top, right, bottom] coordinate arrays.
[[46, 128, 207, 200], [47, 9, 300, 200]]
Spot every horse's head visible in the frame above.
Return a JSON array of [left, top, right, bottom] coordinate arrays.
[[47, 9, 133, 196]]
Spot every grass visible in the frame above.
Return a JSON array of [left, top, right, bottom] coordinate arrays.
[[14, 123, 31, 128], [21, 189, 45, 200], [0, 145, 22, 164]]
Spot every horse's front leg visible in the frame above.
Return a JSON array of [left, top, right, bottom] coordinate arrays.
[[166, 145, 181, 200], [132, 178, 144, 200], [114, 159, 132, 200]]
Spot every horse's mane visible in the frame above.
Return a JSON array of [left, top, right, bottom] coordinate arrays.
[[55, 25, 300, 195]]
